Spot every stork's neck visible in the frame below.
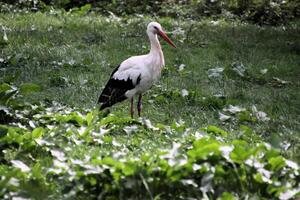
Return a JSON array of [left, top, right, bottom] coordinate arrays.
[[148, 33, 165, 67]]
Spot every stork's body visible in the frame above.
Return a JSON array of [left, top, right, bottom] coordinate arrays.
[[98, 22, 176, 117]]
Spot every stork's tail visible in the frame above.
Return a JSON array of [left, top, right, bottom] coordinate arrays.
[[98, 65, 136, 110], [98, 80, 128, 110]]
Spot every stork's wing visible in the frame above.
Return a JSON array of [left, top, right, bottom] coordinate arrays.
[[98, 65, 141, 110]]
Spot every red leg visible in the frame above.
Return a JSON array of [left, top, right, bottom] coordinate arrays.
[[137, 94, 142, 117], [130, 97, 134, 118]]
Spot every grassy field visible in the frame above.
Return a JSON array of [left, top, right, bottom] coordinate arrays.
[[0, 11, 300, 199]]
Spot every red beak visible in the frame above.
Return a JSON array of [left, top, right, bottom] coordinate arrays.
[[158, 30, 177, 48]]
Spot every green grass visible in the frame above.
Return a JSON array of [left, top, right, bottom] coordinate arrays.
[[0, 12, 299, 199]]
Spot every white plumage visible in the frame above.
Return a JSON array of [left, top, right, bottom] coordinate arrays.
[[98, 22, 176, 117]]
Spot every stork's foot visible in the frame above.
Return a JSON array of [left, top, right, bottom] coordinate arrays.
[[137, 94, 142, 117], [130, 97, 134, 118]]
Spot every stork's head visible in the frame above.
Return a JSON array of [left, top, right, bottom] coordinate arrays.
[[147, 22, 176, 48]]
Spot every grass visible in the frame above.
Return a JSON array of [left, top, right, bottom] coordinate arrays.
[[0, 11, 300, 199]]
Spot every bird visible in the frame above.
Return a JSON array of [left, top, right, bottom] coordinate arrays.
[[98, 22, 176, 118]]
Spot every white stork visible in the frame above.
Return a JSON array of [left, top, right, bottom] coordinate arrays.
[[98, 22, 176, 118]]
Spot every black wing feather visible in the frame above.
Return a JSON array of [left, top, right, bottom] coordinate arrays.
[[98, 65, 139, 110]]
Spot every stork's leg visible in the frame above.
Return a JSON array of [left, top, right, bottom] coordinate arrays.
[[130, 97, 134, 118], [137, 94, 142, 117]]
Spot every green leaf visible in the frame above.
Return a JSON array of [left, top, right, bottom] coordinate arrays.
[[141, 154, 150, 162], [0, 83, 17, 104], [0, 90, 17, 104], [269, 156, 286, 171], [100, 114, 134, 126], [204, 125, 228, 136], [80, 4, 92, 13], [253, 173, 264, 183], [230, 140, 251, 163], [188, 138, 221, 160], [32, 163, 43, 179], [86, 112, 93, 126], [217, 192, 237, 200], [60, 112, 84, 126], [19, 83, 40, 94], [103, 136, 113, 143], [6, 128, 24, 144], [238, 111, 256, 123], [122, 164, 135, 176], [87, 177, 97, 186], [102, 157, 116, 166], [72, 3, 92, 15], [193, 137, 218, 149], [31, 127, 44, 139], [0, 83, 11, 93]]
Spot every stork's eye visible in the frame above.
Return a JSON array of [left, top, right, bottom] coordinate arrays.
[[153, 26, 158, 30]]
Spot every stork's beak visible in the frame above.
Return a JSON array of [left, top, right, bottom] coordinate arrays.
[[158, 30, 177, 48]]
